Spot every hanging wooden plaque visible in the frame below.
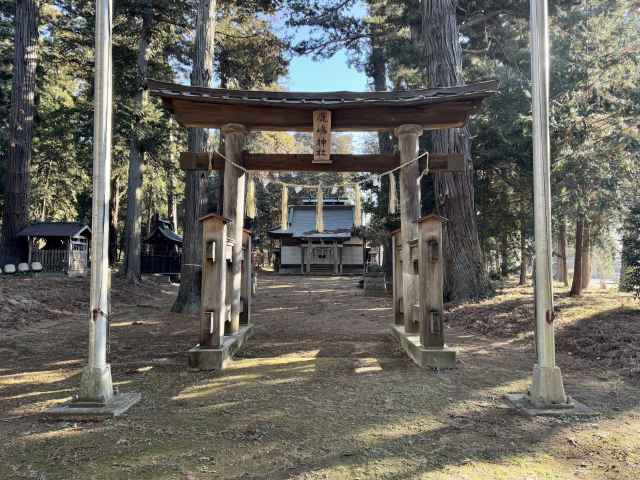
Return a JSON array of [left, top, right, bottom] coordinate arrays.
[[312, 110, 332, 163]]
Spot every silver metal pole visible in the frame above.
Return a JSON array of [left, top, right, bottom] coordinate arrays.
[[79, 0, 114, 402], [529, 0, 566, 405]]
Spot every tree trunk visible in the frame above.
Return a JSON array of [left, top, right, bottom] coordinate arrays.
[[420, 0, 490, 300], [570, 216, 584, 296], [167, 121, 178, 232], [109, 176, 121, 265], [499, 234, 509, 278], [370, 25, 395, 278], [122, 2, 152, 283], [558, 218, 568, 286], [581, 221, 591, 289], [168, 172, 178, 231], [519, 221, 527, 285], [1, 0, 39, 263], [172, 0, 217, 313]]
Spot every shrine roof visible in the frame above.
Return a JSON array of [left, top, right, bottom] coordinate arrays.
[[268, 205, 355, 240], [146, 79, 497, 132], [17, 222, 91, 239], [144, 219, 183, 245]]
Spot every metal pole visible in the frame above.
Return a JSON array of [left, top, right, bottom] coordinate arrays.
[[79, 0, 114, 402], [529, 0, 566, 405]]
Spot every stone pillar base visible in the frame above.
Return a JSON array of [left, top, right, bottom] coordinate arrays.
[[391, 325, 456, 369], [505, 364, 595, 417], [188, 324, 254, 371], [79, 364, 114, 403], [505, 393, 594, 417], [47, 392, 141, 420], [529, 364, 567, 406]]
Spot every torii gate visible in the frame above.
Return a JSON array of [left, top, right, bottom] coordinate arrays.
[[146, 79, 497, 371], [49, 0, 581, 420]]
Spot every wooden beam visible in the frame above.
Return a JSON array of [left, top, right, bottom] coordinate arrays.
[[180, 152, 465, 173], [168, 98, 479, 132]]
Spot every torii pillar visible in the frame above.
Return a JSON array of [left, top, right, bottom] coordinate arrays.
[[222, 123, 248, 334], [417, 214, 456, 368], [395, 124, 422, 334]]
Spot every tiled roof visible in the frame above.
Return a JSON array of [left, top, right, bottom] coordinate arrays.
[[269, 205, 355, 239], [17, 223, 91, 238], [146, 79, 498, 110], [145, 222, 183, 245]]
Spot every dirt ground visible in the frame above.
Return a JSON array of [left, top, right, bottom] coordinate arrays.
[[1, 272, 639, 480]]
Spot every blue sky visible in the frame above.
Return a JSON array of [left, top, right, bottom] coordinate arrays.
[[279, 1, 369, 92], [286, 50, 369, 92]]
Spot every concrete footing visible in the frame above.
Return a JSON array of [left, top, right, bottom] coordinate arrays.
[[391, 325, 456, 369], [188, 324, 254, 371], [505, 393, 595, 417], [78, 365, 114, 403], [47, 392, 141, 420], [529, 364, 567, 405]]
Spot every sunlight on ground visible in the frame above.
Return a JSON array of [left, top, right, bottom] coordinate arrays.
[[110, 320, 163, 327], [2, 275, 640, 479], [259, 306, 300, 312], [172, 356, 320, 400], [349, 307, 392, 312], [21, 426, 93, 443], [0, 369, 78, 387], [441, 453, 576, 480], [0, 387, 74, 402], [353, 357, 383, 374]]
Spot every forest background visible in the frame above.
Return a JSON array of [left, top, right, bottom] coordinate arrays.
[[1, 0, 639, 306]]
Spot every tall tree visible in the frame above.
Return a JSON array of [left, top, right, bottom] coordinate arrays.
[[419, 0, 490, 300], [122, 0, 153, 283], [556, 218, 568, 286], [172, 0, 217, 313], [570, 216, 584, 296], [2, 0, 39, 261]]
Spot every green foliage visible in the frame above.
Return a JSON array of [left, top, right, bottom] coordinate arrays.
[[621, 201, 640, 294], [2, 0, 639, 281]]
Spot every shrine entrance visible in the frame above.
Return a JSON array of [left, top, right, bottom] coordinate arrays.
[[148, 79, 497, 371]]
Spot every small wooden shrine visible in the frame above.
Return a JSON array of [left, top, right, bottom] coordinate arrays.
[[269, 198, 365, 274], [17, 222, 91, 275], [142, 217, 183, 275]]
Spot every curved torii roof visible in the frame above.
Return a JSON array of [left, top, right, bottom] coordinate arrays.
[[147, 79, 497, 132]]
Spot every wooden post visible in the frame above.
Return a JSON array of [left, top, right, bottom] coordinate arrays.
[[221, 123, 248, 334], [240, 229, 252, 326], [528, 0, 566, 405], [67, 237, 73, 274], [306, 239, 312, 273], [418, 215, 446, 348], [392, 230, 402, 326], [394, 124, 423, 334], [300, 245, 305, 274], [77, 0, 117, 404], [199, 214, 229, 348], [363, 241, 367, 274], [333, 241, 338, 274]]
